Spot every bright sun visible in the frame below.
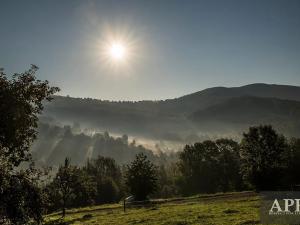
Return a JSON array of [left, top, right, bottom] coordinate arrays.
[[109, 42, 126, 60], [98, 30, 138, 70]]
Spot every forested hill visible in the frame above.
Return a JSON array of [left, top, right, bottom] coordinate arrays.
[[190, 96, 300, 135], [31, 123, 170, 167], [171, 83, 300, 113], [41, 83, 300, 140]]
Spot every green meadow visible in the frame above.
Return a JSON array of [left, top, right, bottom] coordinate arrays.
[[45, 192, 263, 225]]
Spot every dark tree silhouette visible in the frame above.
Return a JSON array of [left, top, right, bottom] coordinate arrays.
[[240, 125, 288, 191], [0, 65, 59, 224], [0, 65, 59, 168], [178, 140, 220, 194], [84, 156, 122, 203], [46, 158, 98, 214], [216, 139, 243, 192], [49, 158, 75, 217], [125, 153, 158, 201], [178, 139, 243, 195], [285, 138, 300, 189]]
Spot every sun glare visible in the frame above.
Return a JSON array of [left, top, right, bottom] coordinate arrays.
[[95, 27, 140, 72], [109, 42, 126, 60]]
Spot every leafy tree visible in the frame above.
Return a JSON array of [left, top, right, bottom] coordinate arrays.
[[97, 177, 120, 203], [240, 125, 288, 191], [0, 165, 45, 225], [285, 138, 300, 189], [125, 153, 158, 200], [0, 65, 59, 224], [178, 141, 220, 194], [70, 167, 97, 207], [0, 65, 59, 168], [84, 156, 122, 203], [46, 158, 98, 215], [154, 164, 179, 198], [216, 139, 243, 192], [48, 158, 75, 217], [85, 156, 122, 182], [178, 139, 243, 195]]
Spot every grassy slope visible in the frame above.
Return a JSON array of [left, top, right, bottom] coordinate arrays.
[[46, 192, 263, 225]]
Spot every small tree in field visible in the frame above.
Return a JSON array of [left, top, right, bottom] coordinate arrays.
[[46, 159, 98, 215], [49, 158, 75, 217], [125, 153, 158, 201]]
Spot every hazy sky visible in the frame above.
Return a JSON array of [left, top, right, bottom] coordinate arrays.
[[1, 0, 300, 100]]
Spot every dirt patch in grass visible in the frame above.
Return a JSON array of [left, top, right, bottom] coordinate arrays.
[[239, 220, 260, 224], [223, 209, 239, 214], [197, 214, 214, 219], [169, 221, 190, 225], [82, 214, 93, 219]]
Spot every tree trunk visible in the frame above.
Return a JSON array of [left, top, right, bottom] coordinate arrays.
[[62, 198, 66, 218]]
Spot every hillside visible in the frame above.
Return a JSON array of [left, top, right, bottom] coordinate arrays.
[[172, 83, 300, 113], [190, 96, 300, 135], [32, 83, 300, 166], [41, 83, 300, 141], [31, 123, 167, 167]]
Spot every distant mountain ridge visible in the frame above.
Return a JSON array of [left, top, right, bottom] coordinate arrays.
[[180, 83, 300, 102], [162, 83, 300, 114], [42, 83, 300, 141], [190, 96, 300, 135]]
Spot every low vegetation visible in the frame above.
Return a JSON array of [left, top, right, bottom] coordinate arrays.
[[45, 192, 261, 225]]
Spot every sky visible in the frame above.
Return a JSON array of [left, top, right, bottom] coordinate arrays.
[[1, 0, 300, 101]]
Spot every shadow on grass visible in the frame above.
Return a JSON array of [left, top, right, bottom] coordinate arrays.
[[44, 214, 93, 225]]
